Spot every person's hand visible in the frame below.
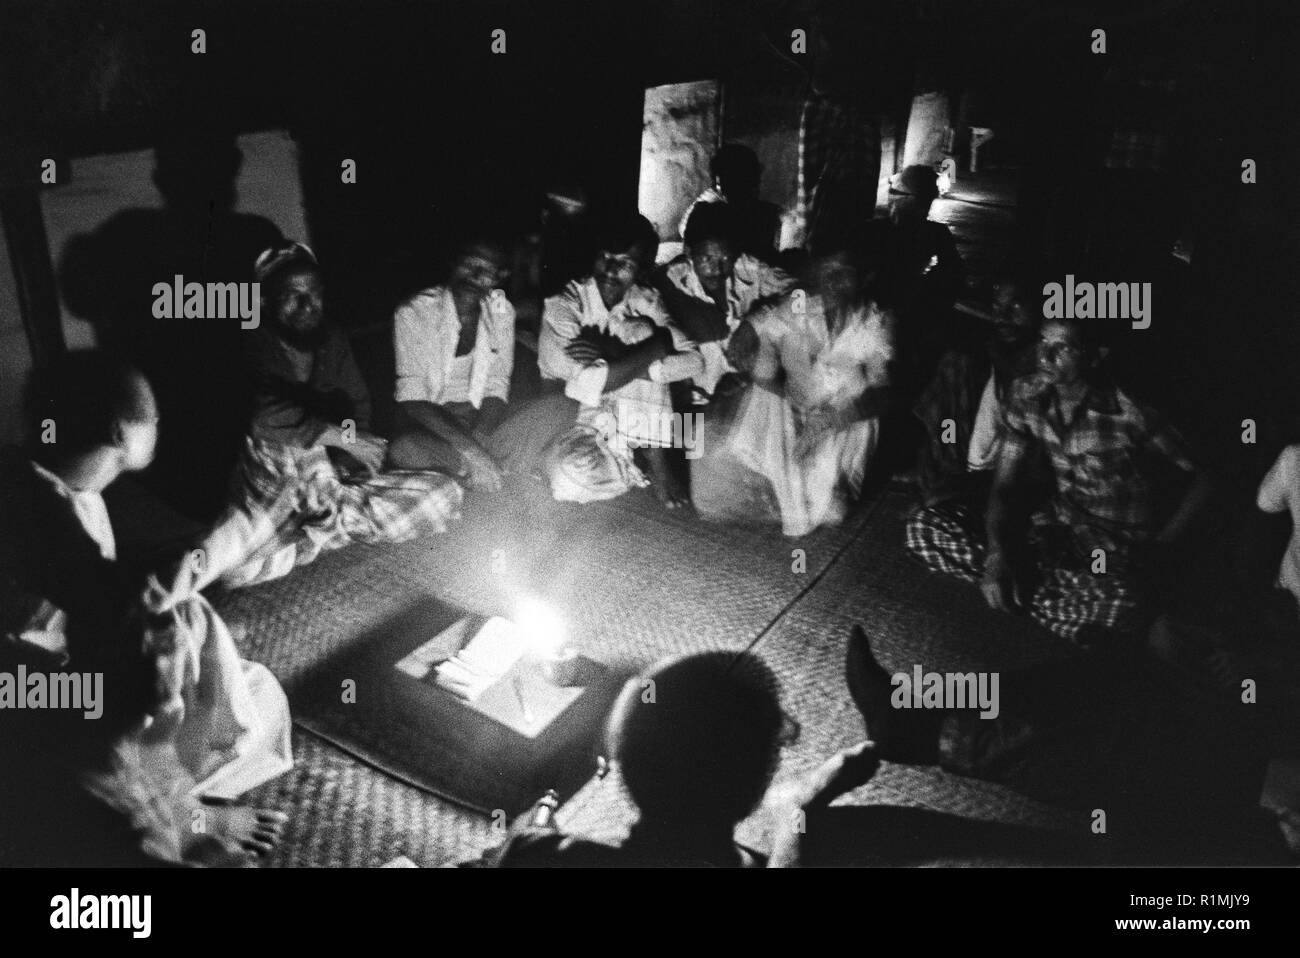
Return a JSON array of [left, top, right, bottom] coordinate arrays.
[[980, 548, 1031, 613], [725, 322, 760, 372], [793, 421, 827, 461], [564, 340, 602, 366], [802, 741, 881, 808], [811, 404, 850, 432], [147, 553, 207, 613], [462, 447, 504, 493], [619, 315, 659, 342], [794, 407, 842, 459], [764, 741, 880, 868]]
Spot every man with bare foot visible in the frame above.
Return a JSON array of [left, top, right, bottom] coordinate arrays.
[[841, 624, 1280, 864], [0, 353, 293, 862], [1, 607, 287, 867]]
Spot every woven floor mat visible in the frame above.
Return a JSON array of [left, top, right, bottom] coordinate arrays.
[[222, 484, 1083, 867]]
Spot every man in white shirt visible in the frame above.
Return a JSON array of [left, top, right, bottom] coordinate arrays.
[[537, 212, 703, 506], [0, 353, 291, 862], [695, 234, 896, 535], [653, 202, 796, 403], [1258, 443, 1300, 615], [389, 237, 516, 491]]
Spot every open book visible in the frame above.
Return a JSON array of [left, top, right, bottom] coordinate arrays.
[[393, 616, 586, 737], [395, 616, 527, 702]]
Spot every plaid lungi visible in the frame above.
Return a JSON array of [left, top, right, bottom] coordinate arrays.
[[221, 437, 463, 588], [799, 92, 881, 248], [904, 501, 1142, 644]]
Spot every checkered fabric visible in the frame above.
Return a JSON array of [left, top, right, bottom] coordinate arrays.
[[222, 437, 464, 588], [798, 92, 881, 246], [1001, 377, 1194, 555], [904, 502, 1142, 644]]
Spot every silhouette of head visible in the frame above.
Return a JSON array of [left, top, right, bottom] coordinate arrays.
[[712, 143, 762, 201], [606, 652, 785, 831], [889, 165, 940, 225], [25, 351, 158, 477], [153, 134, 243, 214]]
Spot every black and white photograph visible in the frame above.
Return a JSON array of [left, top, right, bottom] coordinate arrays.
[[0, 0, 1295, 932]]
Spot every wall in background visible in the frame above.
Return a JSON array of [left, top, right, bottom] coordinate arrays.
[[40, 129, 308, 338], [0, 130, 307, 446], [0, 224, 29, 446], [638, 80, 721, 243]]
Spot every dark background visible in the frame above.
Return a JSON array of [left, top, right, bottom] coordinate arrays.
[[1, 0, 1296, 448]]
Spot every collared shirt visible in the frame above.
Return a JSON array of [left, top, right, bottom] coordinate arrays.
[[538, 277, 703, 408], [1001, 374, 1195, 551], [1257, 444, 1300, 610], [663, 254, 797, 395], [967, 373, 1003, 472], [28, 462, 116, 562], [14, 462, 117, 654], [393, 286, 516, 409]]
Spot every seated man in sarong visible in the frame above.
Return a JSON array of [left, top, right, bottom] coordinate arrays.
[[387, 233, 516, 492], [0, 353, 290, 861], [537, 212, 704, 507], [223, 242, 463, 588], [905, 316, 1213, 647], [692, 230, 897, 536], [652, 202, 796, 407]]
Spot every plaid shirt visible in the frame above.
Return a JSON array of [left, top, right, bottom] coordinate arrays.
[[1001, 375, 1194, 554]]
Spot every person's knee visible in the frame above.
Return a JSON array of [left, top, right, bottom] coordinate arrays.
[[387, 430, 440, 470]]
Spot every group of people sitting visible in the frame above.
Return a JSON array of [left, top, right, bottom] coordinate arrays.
[[2, 152, 1297, 867]]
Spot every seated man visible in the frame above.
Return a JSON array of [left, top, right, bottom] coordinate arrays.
[[912, 276, 1040, 507], [677, 143, 783, 263], [0, 353, 290, 859], [869, 165, 963, 398], [387, 233, 516, 492], [537, 212, 704, 507], [831, 625, 1280, 865], [652, 202, 795, 405], [692, 230, 897, 536], [468, 652, 785, 867], [906, 316, 1212, 646], [225, 242, 463, 587]]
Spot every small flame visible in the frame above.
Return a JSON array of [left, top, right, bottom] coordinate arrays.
[[515, 596, 566, 657]]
